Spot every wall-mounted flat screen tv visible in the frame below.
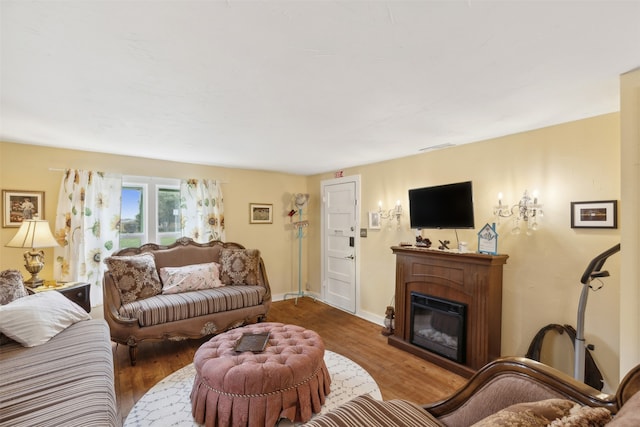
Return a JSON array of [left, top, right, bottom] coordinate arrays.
[[408, 181, 475, 229]]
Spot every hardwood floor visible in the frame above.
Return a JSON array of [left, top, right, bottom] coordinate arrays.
[[113, 298, 467, 424]]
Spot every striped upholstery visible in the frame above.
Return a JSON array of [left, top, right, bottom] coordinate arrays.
[[302, 394, 444, 427], [118, 285, 266, 327], [0, 319, 119, 427]]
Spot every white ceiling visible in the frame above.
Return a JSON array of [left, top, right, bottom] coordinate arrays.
[[1, 1, 639, 175]]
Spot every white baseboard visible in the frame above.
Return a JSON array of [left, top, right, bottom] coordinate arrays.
[[272, 292, 385, 328]]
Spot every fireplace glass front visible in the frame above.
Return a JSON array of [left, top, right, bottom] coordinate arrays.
[[410, 292, 467, 363]]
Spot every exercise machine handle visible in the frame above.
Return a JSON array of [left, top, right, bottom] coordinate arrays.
[[580, 243, 620, 284]]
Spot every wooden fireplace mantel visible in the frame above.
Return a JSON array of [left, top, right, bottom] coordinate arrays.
[[388, 246, 508, 378]]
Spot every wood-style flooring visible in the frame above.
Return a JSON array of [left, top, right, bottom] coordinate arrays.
[[112, 298, 467, 424]]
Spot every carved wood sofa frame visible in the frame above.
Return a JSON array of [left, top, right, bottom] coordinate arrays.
[[103, 238, 272, 365]]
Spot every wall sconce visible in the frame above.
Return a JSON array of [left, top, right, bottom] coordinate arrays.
[[378, 200, 403, 228], [494, 190, 543, 235]]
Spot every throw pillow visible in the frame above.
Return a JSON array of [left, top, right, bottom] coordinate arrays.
[[471, 399, 576, 427], [0, 291, 91, 347], [0, 269, 28, 305], [160, 262, 223, 294], [104, 253, 162, 304], [0, 269, 28, 346], [219, 248, 261, 285], [548, 404, 611, 427]]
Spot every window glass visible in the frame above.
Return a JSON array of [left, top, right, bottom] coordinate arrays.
[[157, 187, 180, 245], [120, 186, 144, 248], [119, 178, 180, 249]]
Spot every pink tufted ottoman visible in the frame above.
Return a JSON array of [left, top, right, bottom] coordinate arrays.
[[190, 322, 331, 427]]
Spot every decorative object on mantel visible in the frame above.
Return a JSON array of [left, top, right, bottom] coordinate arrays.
[[438, 239, 450, 250], [415, 235, 432, 247], [377, 199, 403, 229], [570, 200, 618, 229], [478, 223, 499, 255], [5, 218, 60, 286], [494, 190, 543, 235]]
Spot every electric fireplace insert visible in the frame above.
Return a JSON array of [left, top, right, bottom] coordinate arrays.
[[410, 292, 467, 364]]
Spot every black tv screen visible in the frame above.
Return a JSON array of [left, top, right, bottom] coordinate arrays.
[[409, 181, 475, 229]]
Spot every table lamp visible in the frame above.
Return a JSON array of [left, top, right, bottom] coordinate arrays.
[[6, 218, 59, 287]]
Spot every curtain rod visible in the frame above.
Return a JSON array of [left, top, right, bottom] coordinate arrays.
[[48, 168, 229, 184]]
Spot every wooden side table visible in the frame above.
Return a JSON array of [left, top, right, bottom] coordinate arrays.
[[26, 282, 91, 313]]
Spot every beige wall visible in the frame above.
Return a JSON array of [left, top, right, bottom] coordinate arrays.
[[1, 110, 635, 391], [308, 113, 624, 390], [0, 142, 308, 299], [619, 68, 640, 378]]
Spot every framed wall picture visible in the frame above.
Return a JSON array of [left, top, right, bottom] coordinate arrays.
[[249, 203, 273, 224], [3, 190, 45, 227], [368, 211, 381, 229], [570, 200, 618, 229]]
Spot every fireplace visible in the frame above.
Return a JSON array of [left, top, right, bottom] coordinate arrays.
[[409, 292, 466, 364]]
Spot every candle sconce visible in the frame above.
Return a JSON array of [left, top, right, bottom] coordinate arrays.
[[378, 200, 403, 229], [493, 190, 543, 235]]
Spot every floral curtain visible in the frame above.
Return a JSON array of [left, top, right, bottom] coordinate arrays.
[[180, 179, 224, 243], [53, 169, 122, 306]]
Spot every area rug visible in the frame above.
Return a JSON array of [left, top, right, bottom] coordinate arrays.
[[124, 350, 382, 426]]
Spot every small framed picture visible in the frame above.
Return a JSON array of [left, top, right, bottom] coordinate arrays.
[[368, 211, 381, 229], [3, 190, 45, 227], [570, 200, 618, 229], [249, 203, 273, 224]]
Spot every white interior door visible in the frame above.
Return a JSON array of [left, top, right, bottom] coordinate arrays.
[[321, 177, 359, 313]]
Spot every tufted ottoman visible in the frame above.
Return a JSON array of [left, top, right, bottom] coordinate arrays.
[[190, 322, 331, 427]]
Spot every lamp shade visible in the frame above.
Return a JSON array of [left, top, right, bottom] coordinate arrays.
[[6, 219, 59, 249]]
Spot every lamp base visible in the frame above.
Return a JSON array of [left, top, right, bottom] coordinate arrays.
[[24, 277, 44, 287]]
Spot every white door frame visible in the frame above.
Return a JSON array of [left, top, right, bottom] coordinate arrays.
[[320, 175, 361, 313]]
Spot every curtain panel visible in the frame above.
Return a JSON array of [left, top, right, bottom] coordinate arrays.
[[53, 169, 122, 306], [180, 179, 225, 243]]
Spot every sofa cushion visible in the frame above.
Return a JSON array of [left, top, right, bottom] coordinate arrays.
[[0, 269, 28, 345], [0, 269, 27, 305], [471, 399, 586, 427], [118, 285, 267, 327], [0, 291, 91, 347], [219, 248, 261, 285], [160, 262, 223, 294], [105, 252, 163, 303], [608, 390, 640, 426], [303, 394, 445, 427], [548, 404, 611, 426]]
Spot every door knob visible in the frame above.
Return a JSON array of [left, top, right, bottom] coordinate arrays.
[[345, 254, 354, 260]]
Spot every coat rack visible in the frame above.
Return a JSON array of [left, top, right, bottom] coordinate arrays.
[[284, 194, 313, 304]]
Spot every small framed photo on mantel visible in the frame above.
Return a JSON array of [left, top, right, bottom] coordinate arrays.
[[571, 200, 617, 229]]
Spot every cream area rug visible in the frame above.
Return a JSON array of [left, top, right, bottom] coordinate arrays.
[[124, 350, 382, 426]]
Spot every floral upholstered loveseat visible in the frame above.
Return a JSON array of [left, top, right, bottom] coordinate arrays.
[[103, 238, 271, 365]]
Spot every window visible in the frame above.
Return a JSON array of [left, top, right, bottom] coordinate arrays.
[[119, 177, 181, 249]]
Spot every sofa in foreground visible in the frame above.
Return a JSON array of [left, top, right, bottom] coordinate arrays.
[[103, 237, 272, 365], [304, 356, 640, 427], [1, 270, 119, 426]]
